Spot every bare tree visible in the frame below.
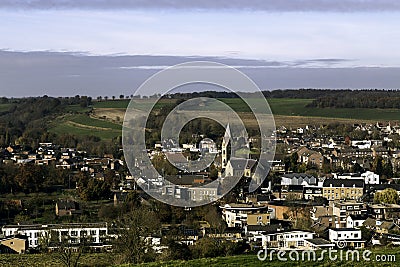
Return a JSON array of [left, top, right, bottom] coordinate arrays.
[[54, 235, 87, 267], [114, 208, 161, 264]]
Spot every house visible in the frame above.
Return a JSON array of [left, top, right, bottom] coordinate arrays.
[[304, 238, 335, 250], [351, 140, 372, 149], [176, 227, 200, 246], [328, 228, 365, 248], [55, 200, 81, 216], [335, 171, 379, 185], [361, 171, 380, 184], [311, 216, 338, 233], [296, 147, 324, 168], [322, 179, 364, 201], [346, 214, 368, 229], [0, 235, 28, 254], [310, 205, 332, 221], [56, 159, 75, 169], [206, 228, 243, 241], [363, 217, 400, 234], [303, 186, 323, 200], [367, 203, 400, 220], [281, 173, 317, 186], [1, 223, 109, 249], [332, 201, 367, 228], [275, 185, 304, 200], [372, 146, 389, 158], [220, 203, 270, 228], [188, 183, 219, 202], [244, 224, 285, 236], [261, 230, 315, 249]]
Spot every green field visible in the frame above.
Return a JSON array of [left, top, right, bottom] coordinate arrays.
[[49, 114, 122, 140], [54, 98, 400, 141], [93, 98, 400, 121]]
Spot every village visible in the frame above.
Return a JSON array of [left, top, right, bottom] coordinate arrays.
[[0, 119, 400, 257]]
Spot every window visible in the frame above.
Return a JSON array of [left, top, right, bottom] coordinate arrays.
[[354, 233, 359, 238], [298, 240, 304, 246]]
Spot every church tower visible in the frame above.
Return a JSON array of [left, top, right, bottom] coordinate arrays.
[[222, 124, 231, 169]]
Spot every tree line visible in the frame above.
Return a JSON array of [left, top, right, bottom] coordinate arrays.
[[306, 89, 400, 109]]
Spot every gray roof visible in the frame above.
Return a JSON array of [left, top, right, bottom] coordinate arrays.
[[282, 173, 315, 179], [246, 224, 283, 234]]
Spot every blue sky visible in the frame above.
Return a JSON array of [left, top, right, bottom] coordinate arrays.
[[0, 1, 399, 96]]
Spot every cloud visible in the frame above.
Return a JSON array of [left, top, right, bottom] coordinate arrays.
[[0, 50, 399, 98], [1, 0, 400, 12]]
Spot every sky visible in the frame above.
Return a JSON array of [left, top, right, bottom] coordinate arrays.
[[0, 0, 399, 97]]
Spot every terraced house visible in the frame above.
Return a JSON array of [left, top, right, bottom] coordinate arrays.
[[322, 179, 364, 201]]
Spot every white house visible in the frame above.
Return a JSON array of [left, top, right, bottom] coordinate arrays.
[[346, 214, 367, 229], [334, 171, 379, 185], [1, 223, 109, 249], [361, 171, 379, 185], [328, 228, 364, 248], [351, 140, 372, 149], [261, 230, 315, 249]]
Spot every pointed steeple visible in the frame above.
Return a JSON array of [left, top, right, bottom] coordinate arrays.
[[223, 123, 231, 145], [222, 124, 231, 169]]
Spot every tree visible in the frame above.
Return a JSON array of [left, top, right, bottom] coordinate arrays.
[[204, 205, 226, 234], [383, 160, 394, 178], [374, 188, 399, 204], [351, 162, 364, 174], [284, 152, 299, 172], [161, 239, 192, 261], [190, 238, 224, 258], [54, 236, 87, 267], [114, 208, 161, 264], [374, 156, 384, 176]]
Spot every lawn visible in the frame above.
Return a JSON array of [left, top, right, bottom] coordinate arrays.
[[0, 253, 113, 267], [127, 248, 400, 267], [1, 248, 398, 267]]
